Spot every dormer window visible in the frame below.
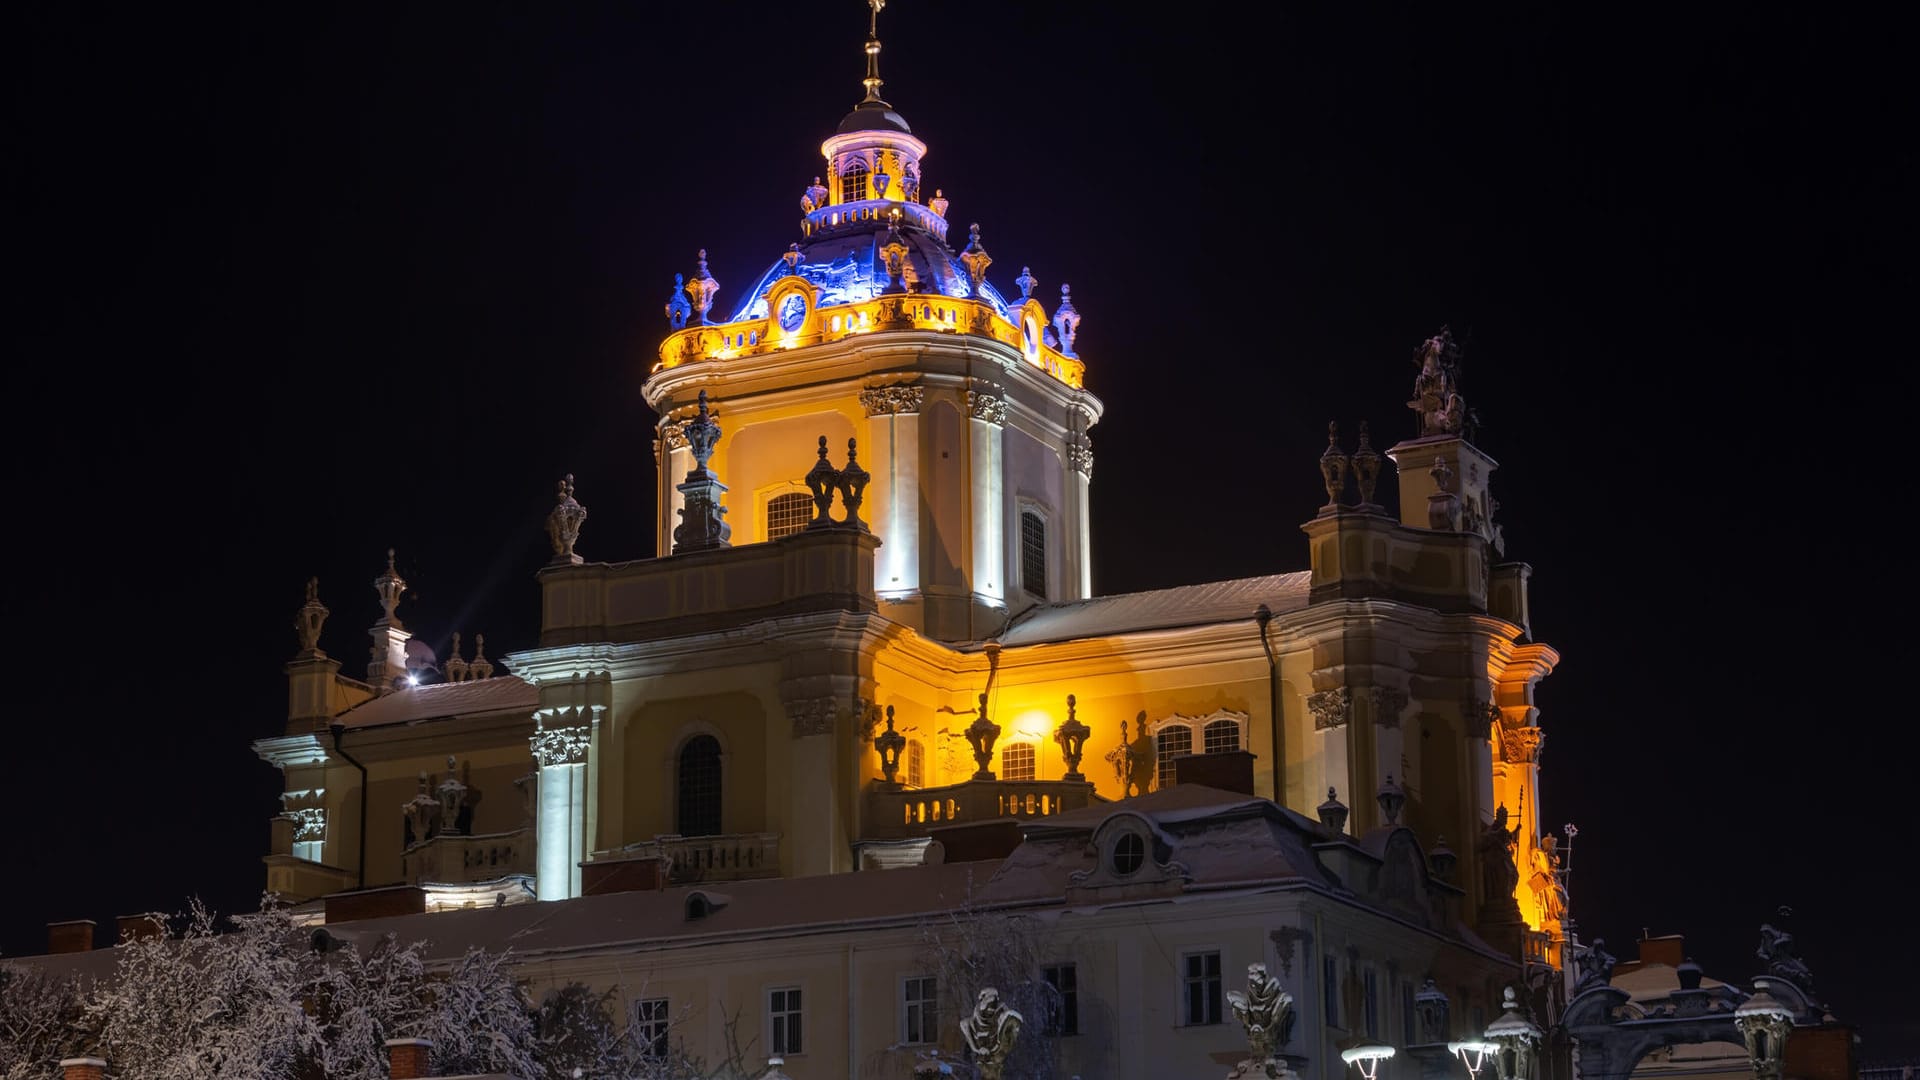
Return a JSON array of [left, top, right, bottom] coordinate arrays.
[[1111, 831, 1145, 875], [840, 160, 869, 204]]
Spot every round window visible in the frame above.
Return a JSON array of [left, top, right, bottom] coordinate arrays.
[[1111, 832, 1145, 876], [778, 293, 807, 332]]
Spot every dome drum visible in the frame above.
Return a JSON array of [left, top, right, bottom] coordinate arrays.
[[803, 200, 948, 244]]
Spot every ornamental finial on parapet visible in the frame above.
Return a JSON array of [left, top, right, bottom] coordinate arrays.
[[687, 250, 719, 326], [1351, 421, 1382, 507], [1015, 266, 1036, 301], [547, 475, 587, 565], [374, 549, 406, 626], [929, 188, 949, 219], [1053, 283, 1080, 357], [801, 177, 827, 214], [960, 224, 991, 299], [665, 273, 691, 329], [671, 394, 732, 554], [294, 577, 330, 656], [1318, 422, 1350, 513]]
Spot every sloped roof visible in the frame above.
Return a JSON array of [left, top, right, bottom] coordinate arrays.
[[996, 572, 1312, 647], [335, 677, 539, 730]]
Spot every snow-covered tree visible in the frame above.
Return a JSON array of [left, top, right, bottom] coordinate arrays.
[[0, 964, 86, 1080], [916, 889, 1064, 1080]]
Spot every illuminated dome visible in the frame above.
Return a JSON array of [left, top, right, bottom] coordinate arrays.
[[730, 225, 1010, 323]]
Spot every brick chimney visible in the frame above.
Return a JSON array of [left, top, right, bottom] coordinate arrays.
[[59, 1059, 107, 1080], [47, 920, 94, 954], [116, 913, 166, 944], [384, 1038, 434, 1079]]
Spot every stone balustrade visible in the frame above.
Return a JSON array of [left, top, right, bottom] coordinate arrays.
[[864, 778, 1098, 841], [597, 832, 782, 885], [402, 828, 534, 887]]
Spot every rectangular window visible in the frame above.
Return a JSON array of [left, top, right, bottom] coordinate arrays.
[[769, 986, 803, 1056], [1001, 742, 1036, 781], [1042, 963, 1080, 1036], [1020, 511, 1048, 599], [1156, 726, 1193, 788], [905, 741, 924, 788], [1202, 718, 1241, 754], [902, 976, 939, 1045], [1183, 951, 1222, 1025], [1324, 956, 1340, 1029], [766, 491, 813, 540], [633, 997, 670, 1059], [1364, 968, 1379, 1038]]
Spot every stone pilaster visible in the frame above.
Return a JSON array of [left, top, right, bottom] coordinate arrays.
[[531, 711, 595, 901]]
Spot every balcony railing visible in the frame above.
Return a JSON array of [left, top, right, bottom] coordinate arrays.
[[402, 828, 534, 887], [863, 778, 1099, 841], [594, 832, 782, 885]]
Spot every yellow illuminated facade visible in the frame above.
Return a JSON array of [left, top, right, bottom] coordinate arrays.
[[252, 16, 1564, 1068]]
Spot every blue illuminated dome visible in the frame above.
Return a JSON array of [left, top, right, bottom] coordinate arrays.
[[730, 224, 1010, 323]]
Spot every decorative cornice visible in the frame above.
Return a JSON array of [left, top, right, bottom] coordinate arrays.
[[1497, 723, 1545, 765], [1308, 687, 1352, 731], [967, 390, 1007, 425], [530, 725, 591, 767], [860, 384, 925, 417], [1359, 686, 1410, 728], [787, 696, 838, 738], [661, 421, 690, 451]]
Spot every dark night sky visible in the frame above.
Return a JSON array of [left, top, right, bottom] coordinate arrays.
[[11, 0, 1912, 1058]]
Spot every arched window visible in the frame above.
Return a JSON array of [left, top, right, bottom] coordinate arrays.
[[1203, 718, 1242, 754], [1001, 742, 1036, 781], [1020, 511, 1048, 600], [767, 491, 812, 540], [1155, 726, 1192, 788], [839, 160, 869, 204], [677, 735, 723, 837], [905, 741, 924, 789]]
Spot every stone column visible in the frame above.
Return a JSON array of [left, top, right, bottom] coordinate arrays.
[[531, 715, 592, 901], [967, 389, 1007, 609], [861, 385, 924, 598]]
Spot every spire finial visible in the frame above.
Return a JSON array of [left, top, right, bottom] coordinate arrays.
[[374, 549, 406, 626], [863, 0, 888, 103]]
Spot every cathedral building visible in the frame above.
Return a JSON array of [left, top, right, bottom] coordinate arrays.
[[247, 8, 1565, 1076]]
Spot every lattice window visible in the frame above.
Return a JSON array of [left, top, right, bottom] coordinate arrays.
[[1203, 718, 1241, 754], [1183, 951, 1222, 1025], [902, 975, 939, 1045], [905, 741, 924, 788], [633, 998, 670, 1059], [1001, 742, 1036, 781], [1021, 511, 1048, 599], [676, 735, 722, 837], [769, 987, 803, 1056], [1155, 726, 1192, 788], [839, 161, 869, 204], [767, 491, 812, 540]]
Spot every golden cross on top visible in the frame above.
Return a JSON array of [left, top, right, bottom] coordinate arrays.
[[869, 0, 885, 37]]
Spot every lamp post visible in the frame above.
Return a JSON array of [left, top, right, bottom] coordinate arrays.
[[1447, 1040, 1501, 1080], [1483, 986, 1544, 1080], [1340, 1043, 1398, 1080], [1733, 984, 1795, 1080]]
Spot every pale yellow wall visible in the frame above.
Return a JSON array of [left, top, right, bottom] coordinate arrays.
[[619, 691, 770, 842], [717, 407, 861, 545]]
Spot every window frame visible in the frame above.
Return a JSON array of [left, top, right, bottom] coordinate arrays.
[[838, 159, 869, 204], [1180, 948, 1224, 1027], [1154, 725, 1194, 789], [900, 974, 940, 1046], [1018, 506, 1050, 601], [905, 739, 924, 789], [632, 996, 671, 1060], [765, 489, 814, 541], [1000, 741, 1037, 781], [767, 984, 804, 1057], [675, 733, 724, 838], [1324, 954, 1342, 1030], [1041, 962, 1080, 1036]]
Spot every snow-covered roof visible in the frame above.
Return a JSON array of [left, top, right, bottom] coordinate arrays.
[[334, 677, 539, 730], [996, 572, 1312, 647]]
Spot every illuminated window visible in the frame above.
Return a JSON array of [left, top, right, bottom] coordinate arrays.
[[1001, 742, 1036, 781], [905, 741, 924, 788], [1021, 511, 1047, 599], [1182, 951, 1222, 1026], [676, 735, 722, 837], [1155, 726, 1192, 788], [840, 161, 869, 204], [767, 492, 812, 540], [1203, 718, 1241, 754], [901, 975, 939, 1045]]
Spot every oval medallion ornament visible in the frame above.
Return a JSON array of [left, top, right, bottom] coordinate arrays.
[[778, 293, 807, 332]]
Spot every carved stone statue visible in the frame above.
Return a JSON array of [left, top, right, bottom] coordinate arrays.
[[959, 988, 1023, 1080], [686, 249, 719, 326], [1479, 804, 1521, 915], [435, 757, 469, 836], [1408, 327, 1467, 437], [546, 474, 588, 564], [1528, 835, 1568, 925], [929, 188, 948, 219], [801, 175, 828, 213], [1227, 962, 1295, 1064], [1574, 937, 1616, 995], [294, 577, 330, 655], [880, 223, 910, 293], [1757, 923, 1814, 988], [402, 772, 440, 848]]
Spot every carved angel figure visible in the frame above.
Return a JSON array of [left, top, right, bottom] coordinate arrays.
[[1574, 937, 1616, 995], [1227, 962, 1295, 1062], [1408, 327, 1466, 436], [1757, 923, 1814, 988], [959, 988, 1023, 1080]]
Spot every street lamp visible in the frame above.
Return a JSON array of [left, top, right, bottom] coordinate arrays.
[[1483, 986, 1544, 1080], [1340, 1043, 1397, 1080], [1733, 983, 1795, 1080], [1447, 1040, 1501, 1080]]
